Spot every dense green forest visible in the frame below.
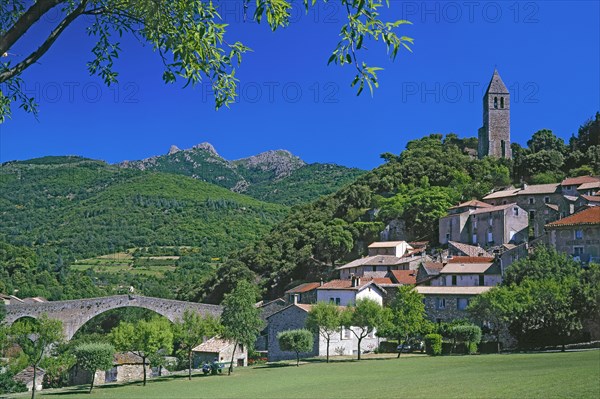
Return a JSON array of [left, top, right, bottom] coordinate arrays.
[[0, 158, 287, 299], [0, 113, 598, 303], [119, 144, 366, 206]]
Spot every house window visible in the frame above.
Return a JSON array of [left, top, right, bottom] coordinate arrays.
[[544, 197, 550, 204], [479, 275, 485, 286], [574, 247, 584, 257], [473, 219, 477, 228], [445, 233, 450, 241], [513, 208, 519, 216], [487, 231, 493, 243], [528, 197, 534, 205], [575, 230, 583, 240], [502, 200, 508, 205], [372, 266, 376, 272], [342, 327, 352, 340], [451, 275, 457, 286], [436, 298, 446, 310], [335, 298, 341, 305], [500, 97, 505, 108], [529, 210, 535, 220], [472, 234, 477, 244], [457, 298, 469, 310], [488, 217, 493, 226]]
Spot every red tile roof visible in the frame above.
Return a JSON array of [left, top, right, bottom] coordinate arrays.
[[446, 256, 495, 263], [285, 282, 321, 294], [389, 270, 417, 285], [561, 176, 600, 186], [546, 207, 600, 227], [582, 195, 600, 203], [318, 278, 385, 291]]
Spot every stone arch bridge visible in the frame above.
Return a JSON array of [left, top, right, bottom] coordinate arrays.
[[3, 295, 222, 340]]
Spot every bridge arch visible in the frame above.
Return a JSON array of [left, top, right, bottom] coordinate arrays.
[[3, 295, 222, 340]]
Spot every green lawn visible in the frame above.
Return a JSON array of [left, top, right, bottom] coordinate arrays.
[[31, 350, 599, 399]]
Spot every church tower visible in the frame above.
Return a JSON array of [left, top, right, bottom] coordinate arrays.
[[478, 69, 511, 159]]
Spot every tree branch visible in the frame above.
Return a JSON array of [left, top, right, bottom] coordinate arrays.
[[0, 0, 64, 55], [0, 0, 88, 83]]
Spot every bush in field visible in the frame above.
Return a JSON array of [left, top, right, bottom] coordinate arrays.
[[424, 334, 442, 356]]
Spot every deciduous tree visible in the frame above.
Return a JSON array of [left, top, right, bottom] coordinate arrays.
[[277, 329, 314, 366], [109, 317, 173, 386], [341, 298, 384, 360], [0, 0, 413, 121], [10, 314, 63, 399], [173, 310, 221, 380], [73, 342, 115, 393], [220, 280, 264, 375], [306, 302, 341, 362], [378, 286, 427, 358]]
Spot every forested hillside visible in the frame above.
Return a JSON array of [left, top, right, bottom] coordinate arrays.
[[202, 114, 600, 303], [0, 157, 287, 299], [118, 143, 365, 205]]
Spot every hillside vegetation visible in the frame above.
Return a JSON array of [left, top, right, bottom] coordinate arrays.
[[0, 157, 286, 299], [118, 143, 365, 205]]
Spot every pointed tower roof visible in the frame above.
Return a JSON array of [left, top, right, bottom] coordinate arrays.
[[485, 69, 508, 94]]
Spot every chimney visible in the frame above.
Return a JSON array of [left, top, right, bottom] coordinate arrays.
[[352, 276, 361, 287], [293, 294, 299, 305], [320, 278, 323, 287]]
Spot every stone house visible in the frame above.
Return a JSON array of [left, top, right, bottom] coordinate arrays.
[[483, 183, 569, 238], [255, 298, 287, 351], [266, 303, 381, 362], [13, 366, 45, 392], [439, 202, 528, 248], [71, 352, 149, 386], [576, 195, 600, 209], [367, 241, 414, 257], [192, 337, 247, 368], [284, 282, 321, 304], [316, 277, 386, 306], [560, 176, 600, 197], [428, 262, 502, 287], [336, 253, 427, 279], [414, 286, 493, 324], [545, 207, 600, 264]]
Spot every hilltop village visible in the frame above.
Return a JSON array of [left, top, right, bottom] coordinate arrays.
[[1, 71, 599, 394]]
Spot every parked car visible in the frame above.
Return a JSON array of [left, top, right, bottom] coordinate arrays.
[[397, 340, 425, 353]]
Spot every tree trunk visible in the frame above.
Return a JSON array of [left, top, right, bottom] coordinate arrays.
[[188, 350, 192, 380], [142, 356, 147, 386], [296, 351, 300, 366], [357, 337, 362, 361], [397, 336, 402, 358], [228, 341, 237, 375], [31, 364, 36, 399], [561, 343, 566, 352], [89, 369, 96, 394], [326, 338, 330, 363]]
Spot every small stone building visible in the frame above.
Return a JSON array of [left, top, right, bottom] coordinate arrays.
[[71, 352, 149, 386], [13, 366, 45, 392], [545, 207, 600, 264], [415, 286, 493, 323], [192, 337, 247, 368]]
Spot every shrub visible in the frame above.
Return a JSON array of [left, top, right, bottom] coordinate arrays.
[[0, 371, 27, 395], [451, 325, 482, 354], [277, 329, 314, 366], [424, 334, 442, 356]]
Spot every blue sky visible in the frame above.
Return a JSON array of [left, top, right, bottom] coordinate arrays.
[[0, 1, 598, 169]]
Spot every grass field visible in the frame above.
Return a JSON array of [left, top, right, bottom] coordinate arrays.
[[30, 350, 599, 399], [71, 248, 183, 277]]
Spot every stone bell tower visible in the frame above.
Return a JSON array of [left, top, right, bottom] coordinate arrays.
[[478, 69, 511, 159]]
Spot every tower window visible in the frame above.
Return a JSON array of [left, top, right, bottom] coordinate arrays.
[[500, 97, 505, 108], [494, 97, 498, 109]]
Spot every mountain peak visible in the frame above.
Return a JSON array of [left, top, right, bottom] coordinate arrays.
[[192, 142, 219, 157], [235, 149, 306, 179], [168, 145, 181, 155]]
